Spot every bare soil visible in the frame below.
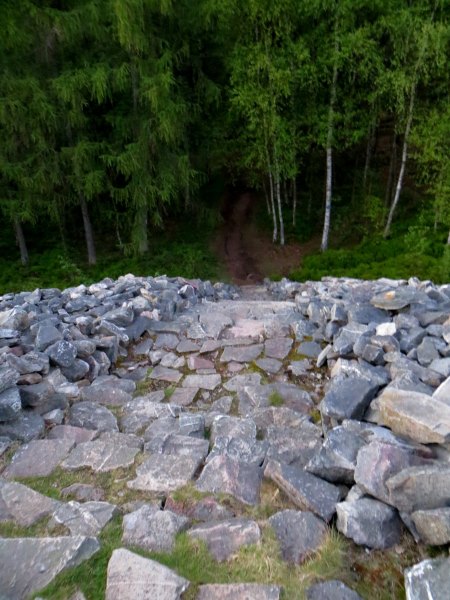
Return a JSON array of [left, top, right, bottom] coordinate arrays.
[[214, 191, 320, 285]]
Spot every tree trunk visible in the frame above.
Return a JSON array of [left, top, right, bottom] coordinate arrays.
[[80, 194, 97, 265], [263, 179, 271, 216], [14, 218, 29, 266], [363, 119, 376, 196], [384, 132, 397, 207], [447, 228, 450, 245], [264, 123, 278, 242], [273, 145, 285, 246], [384, 85, 416, 238], [321, 24, 339, 252], [292, 177, 297, 226], [135, 206, 149, 255]]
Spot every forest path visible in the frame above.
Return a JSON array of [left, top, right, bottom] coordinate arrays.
[[213, 191, 320, 285]]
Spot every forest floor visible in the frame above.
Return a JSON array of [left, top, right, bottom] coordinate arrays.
[[213, 192, 320, 285]]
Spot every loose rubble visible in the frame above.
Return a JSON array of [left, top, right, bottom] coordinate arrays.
[[1, 274, 450, 598]]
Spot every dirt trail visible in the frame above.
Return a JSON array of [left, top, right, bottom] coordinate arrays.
[[214, 190, 320, 285]]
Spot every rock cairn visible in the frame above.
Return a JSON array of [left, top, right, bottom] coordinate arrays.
[[0, 274, 450, 599]]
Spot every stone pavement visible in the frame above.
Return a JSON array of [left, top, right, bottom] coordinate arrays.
[[1, 275, 450, 598]]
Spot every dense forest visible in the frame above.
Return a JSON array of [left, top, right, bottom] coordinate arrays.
[[0, 0, 449, 290]]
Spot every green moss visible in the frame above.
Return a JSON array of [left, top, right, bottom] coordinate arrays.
[[268, 391, 284, 407]]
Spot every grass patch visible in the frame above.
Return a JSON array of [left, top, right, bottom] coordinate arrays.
[[19, 466, 148, 507], [0, 518, 53, 538], [268, 391, 284, 407], [150, 526, 347, 600]]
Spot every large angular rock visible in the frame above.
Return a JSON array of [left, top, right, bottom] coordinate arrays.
[[0, 386, 22, 421], [371, 288, 419, 310], [3, 438, 75, 478], [196, 455, 262, 505], [320, 377, 379, 421], [432, 376, 450, 405], [122, 504, 189, 552], [265, 337, 293, 360], [7, 351, 49, 375], [0, 536, 100, 599], [149, 365, 182, 384], [187, 518, 260, 561], [0, 411, 45, 442], [266, 423, 322, 468], [50, 500, 118, 535], [265, 460, 341, 522], [306, 426, 366, 485], [69, 401, 118, 432], [128, 454, 202, 493], [386, 464, 450, 512], [46, 340, 78, 368], [106, 548, 189, 600], [207, 435, 267, 467], [405, 557, 450, 600], [411, 508, 450, 545], [0, 480, 59, 526], [223, 373, 261, 392], [378, 388, 450, 444], [269, 509, 328, 564], [354, 440, 430, 504], [0, 366, 20, 394], [238, 383, 313, 417], [62, 440, 139, 473], [197, 584, 281, 600], [336, 497, 402, 549], [306, 580, 362, 600], [48, 425, 97, 443]]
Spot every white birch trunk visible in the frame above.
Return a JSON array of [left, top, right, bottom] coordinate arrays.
[[263, 179, 271, 216], [273, 145, 285, 246], [447, 228, 450, 245], [384, 132, 397, 207], [14, 218, 29, 266], [321, 33, 339, 253], [264, 124, 278, 242], [80, 194, 97, 265], [384, 86, 416, 238]]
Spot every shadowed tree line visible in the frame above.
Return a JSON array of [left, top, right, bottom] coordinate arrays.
[[1, 0, 449, 267]]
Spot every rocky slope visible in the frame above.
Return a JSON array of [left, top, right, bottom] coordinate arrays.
[[0, 274, 450, 599]]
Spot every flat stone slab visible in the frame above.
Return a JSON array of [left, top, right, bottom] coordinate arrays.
[[122, 504, 189, 552], [182, 374, 221, 390], [378, 388, 450, 444], [306, 580, 363, 600], [106, 548, 189, 600], [127, 454, 202, 493], [50, 500, 118, 536], [405, 557, 450, 600], [254, 358, 282, 374], [411, 508, 450, 545], [187, 518, 260, 561], [220, 344, 263, 363], [223, 373, 261, 392], [0, 412, 45, 442], [433, 376, 450, 405], [197, 584, 281, 600], [371, 288, 419, 310], [196, 455, 262, 505], [336, 497, 402, 549], [269, 509, 328, 564], [0, 536, 100, 599], [0, 479, 60, 526], [265, 460, 341, 522], [169, 387, 198, 406], [264, 337, 293, 360], [47, 425, 97, 443], [149, 365, 182, 383], [80, 385, 132, 406], [62, 440, 139, 473], [266, 424, 322, 468], [3, 439, 75, 479], [210, 415, 256, 444]]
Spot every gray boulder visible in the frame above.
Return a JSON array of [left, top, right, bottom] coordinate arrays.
[[320, 377, 379, 421], [122, 504, 189, 552], [187, 518, 260, 561], [405, 557, 450, 600], [336, 497, 402, 549], [306, 580, 363, 600], [269, 509, 328, 564]]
